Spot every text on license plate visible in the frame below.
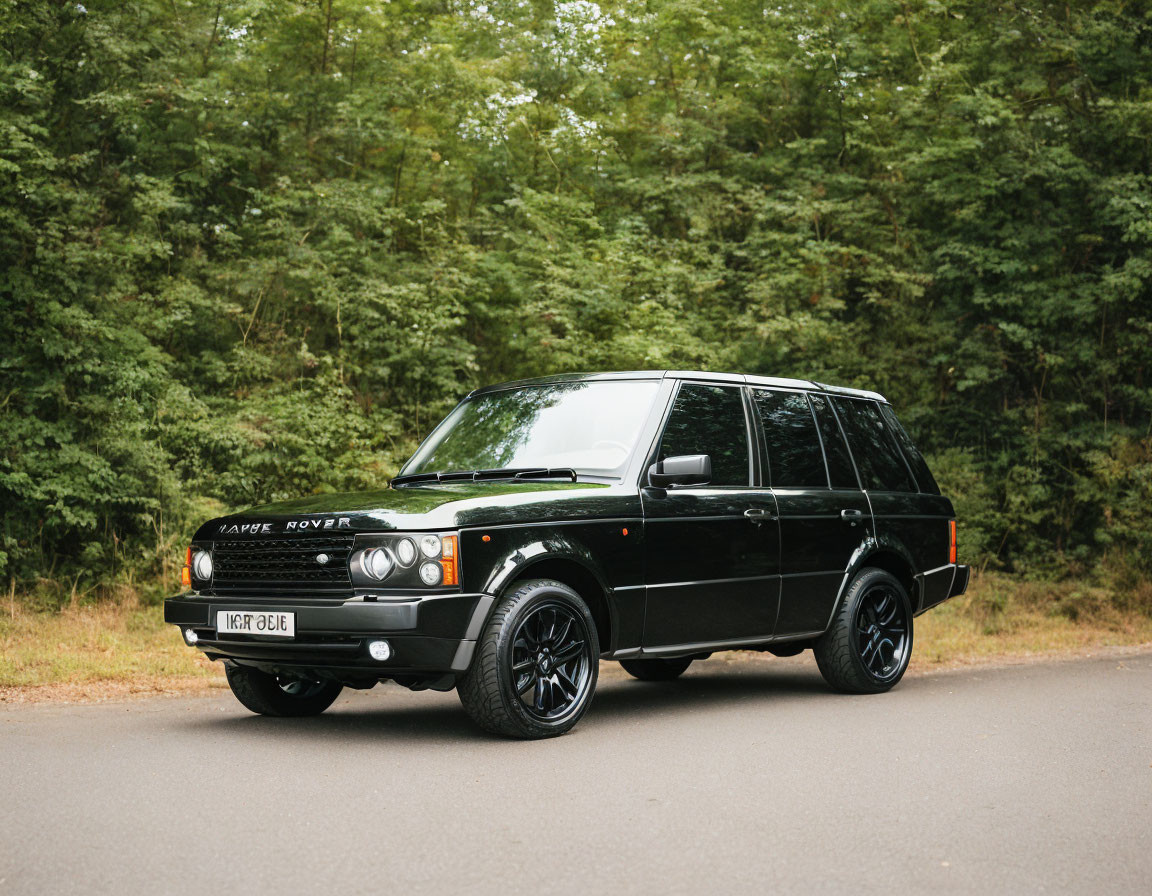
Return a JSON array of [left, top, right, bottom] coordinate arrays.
[[216, 611, 295, 638]]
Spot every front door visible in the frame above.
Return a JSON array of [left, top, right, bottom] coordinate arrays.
[[641, 382, 781, 649]]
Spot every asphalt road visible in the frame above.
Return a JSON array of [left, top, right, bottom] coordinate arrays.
[[2, 651, 1150, 895]]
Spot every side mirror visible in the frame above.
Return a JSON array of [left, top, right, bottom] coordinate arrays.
[[648, 454, 712, 488]]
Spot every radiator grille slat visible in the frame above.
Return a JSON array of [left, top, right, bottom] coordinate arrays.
[[210, 536, 354, 595]]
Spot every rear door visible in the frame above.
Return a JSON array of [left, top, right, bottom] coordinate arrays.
[[640, 382, 781, 649], [751, 389, 873, 637], [833, 397, 954, 613]]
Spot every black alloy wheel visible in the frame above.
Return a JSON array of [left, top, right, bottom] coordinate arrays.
[[224, 663, 343, 716], [457, 579, 600, 739], [854, 583, 909, 683], [814, 567, 913, 694], [511, 602, 593, 721]]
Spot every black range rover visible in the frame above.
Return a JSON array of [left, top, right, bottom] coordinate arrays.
[[166, 371, 969, 738]]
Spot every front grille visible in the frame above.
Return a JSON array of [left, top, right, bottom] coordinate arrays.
[[210, 536, 355, 595]]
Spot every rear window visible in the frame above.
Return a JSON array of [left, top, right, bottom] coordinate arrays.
[[832, 398, 917, 493], [752, 389, 827, 488], [879, 405, 940, 495], [808, 394, 859, 489]]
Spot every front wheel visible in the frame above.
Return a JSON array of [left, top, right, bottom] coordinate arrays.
[[224, 664, 343, 717], [457, 579, 599, 739], [814, 568, 913, 694]]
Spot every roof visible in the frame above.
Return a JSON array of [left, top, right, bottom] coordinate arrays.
[[469, 371, 888, 403]]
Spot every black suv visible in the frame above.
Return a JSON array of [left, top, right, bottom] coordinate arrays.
[[166, 371, 969, 738]]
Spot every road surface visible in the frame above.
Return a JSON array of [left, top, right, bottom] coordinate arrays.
[[2, 651, 1150, 894]]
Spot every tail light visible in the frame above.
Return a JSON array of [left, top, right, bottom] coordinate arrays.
[[440, 535, 459, 586], [180, 547, 192, 588], [949, 520, 957, 564]]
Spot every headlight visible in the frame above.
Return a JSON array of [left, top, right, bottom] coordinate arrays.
[[419, 560, 443, 586], [395, 537, 417, 566], [352, 533, 458, 589], [361, 547, 394, 581], [192, 550, 213, 581]]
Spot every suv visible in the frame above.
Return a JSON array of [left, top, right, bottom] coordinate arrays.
[[166, 371, 968, 738]]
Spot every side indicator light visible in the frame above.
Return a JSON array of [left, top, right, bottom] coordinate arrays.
[[622, 528, 629, 536], [949, 520, 957, 564], [482, 535, 491, 543], [180, 547, 192, 588], [441, 535, 459, 586]]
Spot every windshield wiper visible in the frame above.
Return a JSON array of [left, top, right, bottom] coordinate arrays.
[[391, 467, 579, 487]]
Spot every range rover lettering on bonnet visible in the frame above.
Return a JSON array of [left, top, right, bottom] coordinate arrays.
[[216, 517, 351, 535]]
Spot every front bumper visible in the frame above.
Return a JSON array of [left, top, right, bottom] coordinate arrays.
[[164, 591, 494, 679]]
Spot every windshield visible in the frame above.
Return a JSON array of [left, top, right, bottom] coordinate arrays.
[[402, 380, 661, 478]]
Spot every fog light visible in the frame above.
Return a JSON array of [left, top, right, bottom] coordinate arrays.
[[368, 640, 392, 662], [183, 628, 199, 645]]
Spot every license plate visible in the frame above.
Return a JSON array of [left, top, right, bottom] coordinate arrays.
[[216, 610, 295, 638]]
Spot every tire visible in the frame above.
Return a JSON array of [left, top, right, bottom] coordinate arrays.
[[814, 567, 913, 694], [224, 664, 343, 717], [619, 657, 693, 681], [457, 579, 600, 739]]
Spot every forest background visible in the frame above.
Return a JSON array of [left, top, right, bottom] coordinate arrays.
[[2, 0, 1151, 672]]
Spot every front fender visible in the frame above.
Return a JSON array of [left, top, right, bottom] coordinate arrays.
[[458, 523, 639, 655], [481, 533, 610, 598]]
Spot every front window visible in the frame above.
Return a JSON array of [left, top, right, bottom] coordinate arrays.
[[657, 384, 750, 486], [402, 380, 661, 478]]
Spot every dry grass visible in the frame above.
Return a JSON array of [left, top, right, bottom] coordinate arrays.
[[2, 573, 1151, 703], [912, 573, 1152, 668], [0, 596, 218, 702]]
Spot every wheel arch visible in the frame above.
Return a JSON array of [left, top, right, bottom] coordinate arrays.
[[856, 548, 920, 614], [824, 538, 922, 632], [476, 531, 617, 655], [511, 557, 613, 654]]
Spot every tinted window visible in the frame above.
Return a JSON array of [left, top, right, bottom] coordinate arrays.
[[880, 405, 940, 495], [832, 398, 916, 492], [659, 384, 750, 486], [752, 389, 827, 488], [809, 394, 859, 489]]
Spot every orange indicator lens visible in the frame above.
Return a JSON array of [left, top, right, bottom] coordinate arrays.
[[441, 535, 459, 586]]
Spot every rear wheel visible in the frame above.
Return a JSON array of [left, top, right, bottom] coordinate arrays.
[[224, 664, 343, 717], [457, 579, 599, 739], [619, 657, 693, 681], [814, 568, 912, 694]]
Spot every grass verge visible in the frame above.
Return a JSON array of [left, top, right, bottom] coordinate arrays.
[[2, 574, 1150, 703], [0, 596, 219, 703]]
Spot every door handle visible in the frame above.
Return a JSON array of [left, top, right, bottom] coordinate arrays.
[[744, 508, 776, 525], [841, 509, 864, 526]]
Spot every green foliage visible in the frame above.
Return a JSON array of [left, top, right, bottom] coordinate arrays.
[[1, 0, 1150, 599]]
